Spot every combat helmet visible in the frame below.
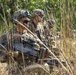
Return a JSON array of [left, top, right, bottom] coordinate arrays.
[[11, 9, 31, 24], [47, 19, 56, 28], [32, 9, 44, 18], [47, 19, 56, 25]]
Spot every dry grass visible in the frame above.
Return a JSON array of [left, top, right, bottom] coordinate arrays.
[[0, 37, 76, 75], [0, 63, 8, 75]]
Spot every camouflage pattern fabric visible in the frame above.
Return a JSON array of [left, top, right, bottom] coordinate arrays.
[[42, 26, 60, 57], [0, 27, 41, 75]]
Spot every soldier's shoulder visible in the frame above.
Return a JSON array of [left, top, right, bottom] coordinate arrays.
[[29, 21, 36, 33], [0, 33, 8, 39], [43, 25, 47, 29], [0, 32, 8, 45], [0, 28, 17, 43], [29, 21, 33, 26], [9, 27, 17, 34], [29, 21, 33, 28]]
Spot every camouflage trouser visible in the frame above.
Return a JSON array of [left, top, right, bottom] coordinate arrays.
[[24, 63, 50, 75], [8, 62, 24, 75], [7, 57, 51, 75]]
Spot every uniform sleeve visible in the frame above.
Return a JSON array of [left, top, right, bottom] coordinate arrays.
[[29, 22, 36, 33], [21, 30, 37, 42], [0, 33, 8, 46]]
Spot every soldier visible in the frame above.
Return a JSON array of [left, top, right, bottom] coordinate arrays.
[[42, 19, 62, 73], [0, 9, 39, 75], [0, 9, 31, 57], [28, 9, 51, 74], [43, 19, 56, 49], [29, 9, 46, 56], [47, 19, 60, 57], [43, 19, 57, 50], [29, 9, 44, 40]]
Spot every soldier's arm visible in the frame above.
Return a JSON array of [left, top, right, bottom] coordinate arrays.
[[0, 34, 7, 62]]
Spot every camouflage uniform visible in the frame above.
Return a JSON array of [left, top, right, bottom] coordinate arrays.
[[0, 28, 21, 74], [0, 10, 40, 75], [42, 19, 60, 56], [29, 9, 51, 74], [29, 9, 44, 40], [42, 19, 61, 74], [29, 9, 48, 57]]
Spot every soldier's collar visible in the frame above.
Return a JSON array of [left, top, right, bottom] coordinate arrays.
[[13, 27, 23, 34], [32, 21, 37, 29]]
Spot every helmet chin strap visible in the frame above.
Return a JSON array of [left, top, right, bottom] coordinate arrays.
[[33, 17, 39, 25], [17, 24, 25, 33]]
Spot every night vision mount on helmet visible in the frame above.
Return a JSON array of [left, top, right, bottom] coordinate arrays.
[[32, 9, 44, 18], [11, 9, 31, 24], [47, 19, 56, 25]]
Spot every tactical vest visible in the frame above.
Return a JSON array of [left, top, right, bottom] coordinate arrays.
[[0, 27, 40, 62]]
